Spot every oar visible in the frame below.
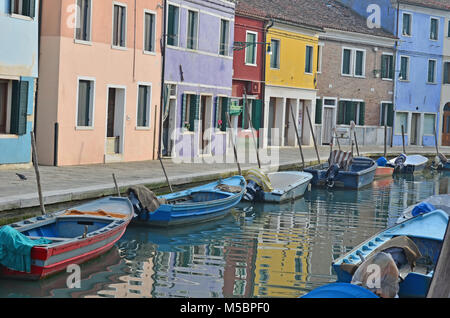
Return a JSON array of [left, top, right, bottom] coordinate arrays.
[[159, 155, 173, 193], [226, 113, 242, 175], [112, 173, 121, 197], [30, 131, 46, 216], [289, 101, 305, 169]]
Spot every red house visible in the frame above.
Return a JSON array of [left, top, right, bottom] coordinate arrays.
[[232, 7, 268, 137]]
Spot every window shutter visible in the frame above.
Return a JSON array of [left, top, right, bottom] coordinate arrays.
[[242, 99, 247, 128], [345, 101, 354, 125], [10, 80, 29, 136], [445, 63, 449, 84], [221, 97, 229, 132], [380, 103, 386, 126], [9, 0, 14, 14], [181, 93, 186, 129], [214, 97, 219, 129], [387, 104, 394, 127], [29, 0, 36, 18], [359, 102, 365, 126], [188, 95, 199, 132], [338, 101, 345, 125], [252, 99, 262, 131], [315, 99, 323, 125], [381, 56, 387, 79]]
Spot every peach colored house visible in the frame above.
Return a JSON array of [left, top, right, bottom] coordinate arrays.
[[36, 0, 162, 166]]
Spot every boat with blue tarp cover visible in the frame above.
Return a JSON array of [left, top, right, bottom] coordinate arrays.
[[304, 150, 376, 189], [301, 283, 379, 298], [387, 154, 428, 174], [332, 210, 449, 298], [129, 176, 246, 227], [0, 197, 134, 280]]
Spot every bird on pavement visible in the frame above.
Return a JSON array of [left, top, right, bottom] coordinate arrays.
[[16, 173, 28, 181]]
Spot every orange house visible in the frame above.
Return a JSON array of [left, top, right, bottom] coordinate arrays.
[[36, 0, 162, 166]]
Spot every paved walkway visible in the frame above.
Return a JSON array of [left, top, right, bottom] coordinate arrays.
[[0, 145, 448, 215]]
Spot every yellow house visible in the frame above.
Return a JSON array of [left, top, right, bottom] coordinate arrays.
[[263, 22, 322, 149]]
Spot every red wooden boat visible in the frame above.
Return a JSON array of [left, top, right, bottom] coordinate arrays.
[[374, 166, 394, 179], [0, 197, 133, 280]]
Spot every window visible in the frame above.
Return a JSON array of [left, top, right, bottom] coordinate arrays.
[[182, 94, 199, 132], [354, 50, 365, 77], [317, 44, 323, 73], [305, 45, 313, 74], [444, 62, 450, 84], [75, 0, 91, 41], [428, 59, 436, 83], [337, 101, 365, 125], [167, 4, 179, 46], [187, 10, 198, 50], [448, 21, 450, 37], [11, 0, 35, 18], [245, 31, 257, 65], [113, 3, 126, 47], [137, 85, 151, 127], [380, 103, 394, 127], [342, 48, 352, 75], [0, 79, 29, 136], [270, 39, 280, 69], [215, 97, 230, 131], [77, 79, 94, 127], [402, 13, 412, 36], [423, 114, 436, 135], [430, 18, 439, 41], [400, 56, 409, 81], [395, 112, 408, 135], [219, 19, 230, 56], [144, 12, 156, 53], [381, 54, 394, 79]]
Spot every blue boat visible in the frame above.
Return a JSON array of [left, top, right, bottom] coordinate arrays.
[[304, 156, 377, 189], [396, 194, 450, 224], [387, 154, 428, 174], [301, 283, 379, 298], [432, 153, 450, 171], [332, 210, 449, 298], [129, 176, 246, 227]]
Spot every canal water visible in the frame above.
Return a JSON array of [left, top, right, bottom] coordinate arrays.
[[0, 171, 449, 298]]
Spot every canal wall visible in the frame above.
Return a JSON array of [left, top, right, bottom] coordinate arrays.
[[0, 146, 449, 224]]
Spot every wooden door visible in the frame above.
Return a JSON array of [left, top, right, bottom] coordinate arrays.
[[200, 96, 208, 153], [410, 113, 419, 145], [107, 88, 116, 138], [323, 107, 335, 145], [443, 108, 450, 146], [0, 83, 7, 134]]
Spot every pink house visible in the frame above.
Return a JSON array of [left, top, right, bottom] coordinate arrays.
[[36, 0, 162, 166]]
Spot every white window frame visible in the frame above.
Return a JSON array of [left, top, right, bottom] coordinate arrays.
[[218, 17, 231, 56], [354, 49, 366, 78], [244, 31, 258, 67], [341, 47, 353, 77], [399, 55, 410, 81], [430, 17, 439, 41], [381, 52, 394, 81], [379, 101, 393, 126], [186, 8, 199, 51], [0, 79, 13, 135], [143, 9, 157, 54], [305, 45, 314, 75], [402, 12, 413, 37], [10, 0, 35, 20], [136, 83, 152, 129], [166, 2, 180, 48], [74, 0, 93, 45], [423, 112, 437, 136], [394, 111, 409, 135], [427, 59, 437, 84], [75, 76, 96, 129], [317, 43, 324, 73], [112, 1, 127, 50]]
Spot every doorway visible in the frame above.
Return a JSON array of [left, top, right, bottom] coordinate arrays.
[[410, 113, 420, 145], [0, 82, 8, 134], [199, 95, 213, 155], [443, 103, 450, 146], [105, 87, 125, 158]]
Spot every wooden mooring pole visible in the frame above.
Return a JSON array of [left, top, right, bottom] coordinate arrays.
[[112, 173, 121, 197], [427, 222, 450, 298], [384, 124, 388, 158], [226, 113, 242, 175], [401, 125, 406, 154], [30, 131, 46, 216], [305, 106, 321, 165], [289, 102, 305, 169]]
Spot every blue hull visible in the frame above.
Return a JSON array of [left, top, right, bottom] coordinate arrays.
[[332, 210, 449, 298], [304, 157, 377, 189], [132, 176, 246, 227]]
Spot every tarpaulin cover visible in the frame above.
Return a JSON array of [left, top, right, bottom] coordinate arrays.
[[376, 157, 388, 167], [411, 202, 436, 217], [0, 226, 52, 273]]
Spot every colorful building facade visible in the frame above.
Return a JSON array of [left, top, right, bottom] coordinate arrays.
[[0, 0, 39, 168], [36, 0, 163, 166], [161, 0, 235, 159], [440, 10, 450, 147]]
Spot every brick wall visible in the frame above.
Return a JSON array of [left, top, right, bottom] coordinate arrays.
[[317, 39, 395, 126]]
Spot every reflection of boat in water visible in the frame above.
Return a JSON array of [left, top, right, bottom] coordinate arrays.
[[250, 197, 309, 214], [0, 246, 125, 298], [124, 215, 242, 252]]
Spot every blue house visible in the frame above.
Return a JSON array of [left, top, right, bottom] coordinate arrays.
[[339, 0, 448, 147], [0, 0, 38, 167]]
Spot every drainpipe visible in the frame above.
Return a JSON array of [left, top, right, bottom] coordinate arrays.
[[261, 19, 273, 149], [157, 0, 167, 159]]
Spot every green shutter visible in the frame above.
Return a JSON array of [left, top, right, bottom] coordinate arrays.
[[445, 63, 449, 84], [344, 102, 354, 125], [252, 99, 262, 131], [359, 102, 365, 126], [214, 97, 219, 129], [387, 104, 394, 127], [29, 0, 36, 18], [338, 101, 345, 125], [221, 97, 230, 132], [343, 49, 351, 74], [242, 99, 247, 128], [181, 94, 186, 128], [381, 56, 387, 79], [315, 99, 323, 124], [188, 95, 197, 132], [380, 103, 386, 126], [10, 80, 29, 136]]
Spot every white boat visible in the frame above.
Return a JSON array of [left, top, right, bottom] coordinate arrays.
[[243, 169, 313, 203], [387, 154, 428, 174], [396, 194, 450, 224]]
